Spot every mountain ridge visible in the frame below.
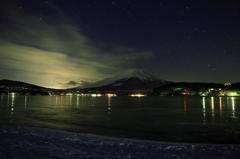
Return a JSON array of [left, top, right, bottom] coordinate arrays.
[[77, 69, 172, 93], [0, 79, 45, 89], [0, 69, 173, 93], [77, 69, 167, 89]]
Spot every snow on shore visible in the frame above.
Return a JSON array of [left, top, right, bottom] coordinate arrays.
[[1, 125, 240, 159]]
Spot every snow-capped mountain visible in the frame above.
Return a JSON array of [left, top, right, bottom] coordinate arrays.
[[77, 69, 172, 93], [82, 69, 164, 88], [110, 69, 164, 82]]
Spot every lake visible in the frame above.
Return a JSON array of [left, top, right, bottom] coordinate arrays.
[[1, 95, 240, 143]]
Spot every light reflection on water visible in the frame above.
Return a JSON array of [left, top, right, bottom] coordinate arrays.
[[202, 97, 206, 124], [0, 95, 240, 131]]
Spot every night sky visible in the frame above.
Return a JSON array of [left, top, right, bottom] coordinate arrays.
[[0, 0, 239, 88]]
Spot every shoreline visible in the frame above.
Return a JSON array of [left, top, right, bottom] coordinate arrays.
[[76, 125, 240, 144], [1, 124, 240, 158], [8, 122, 240, 144]]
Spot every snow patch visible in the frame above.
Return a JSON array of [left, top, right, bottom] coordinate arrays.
[[113, 69, 163, 82], [1, 125, 240, 159]]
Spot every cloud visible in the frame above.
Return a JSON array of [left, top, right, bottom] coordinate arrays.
[[66, 81, 80, 86], [0, 41, 113, 88], [58, 81, 80, 88], [0, 1, 153, 88], [79, 81, 94, 88]]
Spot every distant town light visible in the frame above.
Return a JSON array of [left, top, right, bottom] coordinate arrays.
[[224, 83, 231, 86], [231, 92, 237, 96], [106, 93, 116, 97], [129, 94, 145, 97], [91, 94, 97, 97]]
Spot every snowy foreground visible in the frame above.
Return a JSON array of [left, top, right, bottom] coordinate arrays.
[[1, 125, 240, 159]]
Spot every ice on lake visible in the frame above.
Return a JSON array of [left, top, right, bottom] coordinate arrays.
[[1, 95, 240, 158]]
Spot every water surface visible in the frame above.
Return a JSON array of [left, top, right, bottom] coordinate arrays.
[[1, 95, 240, 142]]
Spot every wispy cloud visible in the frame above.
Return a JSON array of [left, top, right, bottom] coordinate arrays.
[[58, 81, 80, 88], [0, 1, 153, 88]]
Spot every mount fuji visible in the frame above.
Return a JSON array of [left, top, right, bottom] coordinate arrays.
[[77, 69, 172, 93]]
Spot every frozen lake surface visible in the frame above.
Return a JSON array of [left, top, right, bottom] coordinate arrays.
[[1, 95, 240, 143], [1, 125, 240, 159], [1, 95, 240, 158]]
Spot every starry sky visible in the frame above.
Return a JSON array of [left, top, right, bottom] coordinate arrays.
[[0, 0, 240, 88]]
